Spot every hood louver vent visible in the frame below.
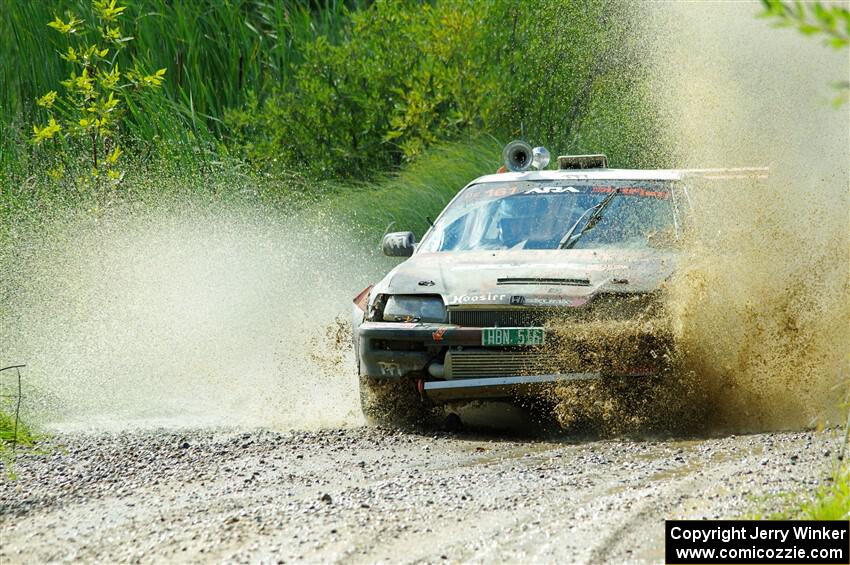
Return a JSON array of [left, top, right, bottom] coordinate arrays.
[[497, 277, 590, 287]]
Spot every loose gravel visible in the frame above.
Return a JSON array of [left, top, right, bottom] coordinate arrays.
[[0, 426, 840, 564]]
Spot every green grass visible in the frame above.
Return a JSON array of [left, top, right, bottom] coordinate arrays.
[[795, 421, 850, 520], [0, 0, 364, 174], [321, 136, 504, 243], [803, 469, 850, 519], [757, 467, 850, 520], [0, 410, 36, 448], [2, 0, 668, 182], [1, 410, 40, 479], [1, 136, 502, 264], [752, 419, 850, 521], [0, 409, 38, 477], [1, 0, 361, 128]]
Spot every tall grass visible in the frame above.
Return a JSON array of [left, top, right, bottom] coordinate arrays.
[[0, 411, 35, 447], [225, 0, 668, 178], [758, 464, 850, 520], [127, 0, 361, 128], [1, 135, 501, 259], [0, 409, 39, 479], [0, 0, 364, 174], [1, 0, 360, 122], [803, 469, 850, 519]]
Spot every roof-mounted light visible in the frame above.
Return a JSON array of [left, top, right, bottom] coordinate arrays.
[[557, 154, 608, 170], [502, 140, 551, 172], [531, 146, 550, 170]]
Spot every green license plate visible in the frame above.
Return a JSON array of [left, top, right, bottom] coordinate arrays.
[[481, 327, 545, 347]]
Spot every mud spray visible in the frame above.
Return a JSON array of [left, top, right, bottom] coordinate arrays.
[[547, 2, 849, 435], [653, 2, 849, 432], [0, 203, 387, 430]]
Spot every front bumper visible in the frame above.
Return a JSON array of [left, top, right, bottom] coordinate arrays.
[[357, 320, 672, 402], [423, 373, 600, 402]]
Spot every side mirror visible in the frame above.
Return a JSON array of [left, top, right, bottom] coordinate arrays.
[[382, 231, 415, 257]]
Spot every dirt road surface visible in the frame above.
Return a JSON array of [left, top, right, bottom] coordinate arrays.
[[0, 426, 838, 564]]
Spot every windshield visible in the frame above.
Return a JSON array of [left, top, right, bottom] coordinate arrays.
[[418, 180, 677, 252]]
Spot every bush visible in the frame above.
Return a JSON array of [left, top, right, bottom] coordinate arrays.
[[226, 0, 501, 177], [30, 1, 169, 187], [226, 0, 667, 179]]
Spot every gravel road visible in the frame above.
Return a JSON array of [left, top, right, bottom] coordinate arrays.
[[0, 425, 840, 564]]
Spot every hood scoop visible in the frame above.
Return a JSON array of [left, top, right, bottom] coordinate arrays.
[[497, 277, 591, 287]]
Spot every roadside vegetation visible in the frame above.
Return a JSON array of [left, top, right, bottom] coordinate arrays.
[[756, 465, 850, 520], [750, 412, 849, 519], [1, 0, 847, 492], [1, 0, 664, 189], [0, 412, 36, 446], [0, 410, 38, 478], [0, 0, 668, 271], [803, 470, 850, 519], [796, 416, 849, 518]]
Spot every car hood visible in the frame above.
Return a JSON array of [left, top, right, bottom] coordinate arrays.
[[374, 248, 676, 308]]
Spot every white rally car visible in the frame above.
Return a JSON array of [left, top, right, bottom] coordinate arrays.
[[351, 141, 764, 427]]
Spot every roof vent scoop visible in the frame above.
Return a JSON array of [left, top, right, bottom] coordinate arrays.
[[558, 154, 608, 170], [497, 277, 591, 286]]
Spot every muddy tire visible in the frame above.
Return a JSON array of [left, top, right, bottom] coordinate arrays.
[[359, 376, 429, 428]]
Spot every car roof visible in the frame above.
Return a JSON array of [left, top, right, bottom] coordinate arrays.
[[470, 167, 770, 184], [472, 169, 684, 183]]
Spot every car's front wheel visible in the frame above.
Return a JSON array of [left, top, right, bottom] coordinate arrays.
[[359, 376, 428, 428]]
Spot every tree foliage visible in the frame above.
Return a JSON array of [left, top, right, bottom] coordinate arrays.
[[226, 0, 665, 178], [760, 0, 850, 47], [760, 0, 850, 105]]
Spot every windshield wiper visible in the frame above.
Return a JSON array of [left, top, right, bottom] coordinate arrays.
[[558, 188, 620, 249]]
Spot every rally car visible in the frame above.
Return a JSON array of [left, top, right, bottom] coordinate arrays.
[[351, 141, 764, 427]]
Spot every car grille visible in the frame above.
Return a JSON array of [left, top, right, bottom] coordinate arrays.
[[446, 350, 554, 378], [447, 309, 553, 327]]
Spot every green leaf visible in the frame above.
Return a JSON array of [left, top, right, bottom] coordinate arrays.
[[37, 91, 58, 108], [93, 0, 127, 23], [47, 14, 83, 34], [106, 145, 122, 164], [828, 36, 849, 49], [797, 23, 823, 35], [32, 116, 62, 144]]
